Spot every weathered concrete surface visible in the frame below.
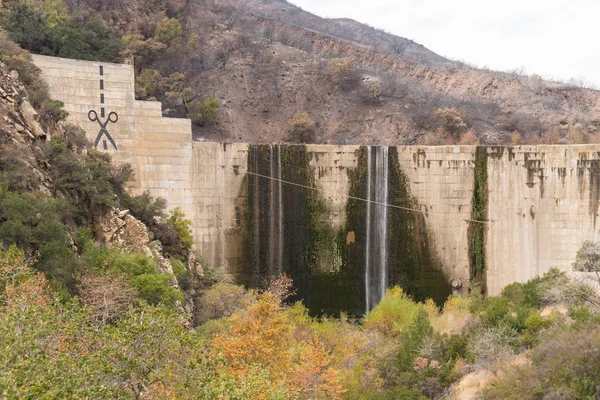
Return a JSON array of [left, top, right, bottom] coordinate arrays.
[[486, 146, 600, 295], [31, 54, 600, 297]]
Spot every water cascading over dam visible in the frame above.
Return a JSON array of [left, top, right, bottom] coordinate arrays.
[[365, 146, 390, 312], [242, 144, 450, 315]]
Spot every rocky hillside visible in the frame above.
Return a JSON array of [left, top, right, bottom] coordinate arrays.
[[7, 0, 600, 146]]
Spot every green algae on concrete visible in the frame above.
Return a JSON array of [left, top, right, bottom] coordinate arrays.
[[469, 146, 488, 285], [386, 147, 450, 306]]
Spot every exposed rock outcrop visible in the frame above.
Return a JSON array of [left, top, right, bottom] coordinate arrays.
[[98, 207, 177, 277]]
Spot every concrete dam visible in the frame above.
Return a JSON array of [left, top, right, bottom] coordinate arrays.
[[33, 54, 600, 314]]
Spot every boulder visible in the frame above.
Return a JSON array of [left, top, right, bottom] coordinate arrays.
[[19, 100, 46, 138]]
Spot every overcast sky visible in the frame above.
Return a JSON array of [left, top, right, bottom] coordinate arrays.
[[290, 0, 600, 88]]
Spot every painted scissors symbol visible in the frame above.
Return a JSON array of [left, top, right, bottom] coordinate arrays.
[[88, 110, 118, 150]]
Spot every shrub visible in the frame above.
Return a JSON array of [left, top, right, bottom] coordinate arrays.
[[328, 57, 359, 90], [196, 282, 252, 324], [364, 287, 419, 336], [521, 311, 552, 346], [170, 257, 191, 290], [1, 0, 123, 62], [154, 17, 183, 46], [289, 111, 315, 143], [572, 240, 600, 272], [0, 185, 79, 288], [45, 99, 68, 121], [135, 68, 163, 100], [434, 108, 467, 137], [121, 191, 167, 226], [467, 325, 518, 367], [360, 77, 382, 103], [459, 130, 479, 145], [192, 97, 220, 126], [164, 207, 193, 261], [431, 296, 473, 335], [485, 325, 600, 399], [77, 273, 137, 324], [130, 273, 182, 305], [47, 138, 132, 223], [81, 245, 182, 306], [397, 306, 434, 372]]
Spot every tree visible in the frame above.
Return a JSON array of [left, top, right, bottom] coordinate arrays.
[[434, 107, 467, 138], [154, 17, 183, 46], [212, 289, 345, 399], [328, 57, 359, 90], [191, 97, 220, 126], [77, 273, 138, 324], [1, 0, 123, 62], [121, 191, 167, 226], [2, 1, 51, 54], [573, 240, 600, 273], [289, 111, 315, 143], [165, 207, 193, 261], [397, 307, 434, 372]]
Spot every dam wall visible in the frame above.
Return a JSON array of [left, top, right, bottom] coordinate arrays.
[[32, 55, 600, 313]]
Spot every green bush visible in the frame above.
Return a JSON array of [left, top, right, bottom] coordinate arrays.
[[130, 273, 182, 305], [397, 306, 434, 372], [0, 184, 79, 288], [364, 287, 419, 336], [164, 207, 193, 261], [121, 190, 167, 226], [154, 17, 182, 46], [81, 245, 182, 306], [170, 257, 191, 290], [521, 311, 552, 346], [192, 97, 220, 126], [47, 138, 131, 223]]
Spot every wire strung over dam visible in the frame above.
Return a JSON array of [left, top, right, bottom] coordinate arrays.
[[243, 169, 490, 225]]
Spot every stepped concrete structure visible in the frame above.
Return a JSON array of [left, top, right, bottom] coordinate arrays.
[[32, 54, 600, 302], [32, 54, 194, 223]]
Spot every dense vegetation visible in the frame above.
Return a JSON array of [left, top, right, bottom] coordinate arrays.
[[1, 0, 123, 61], [3, 245, 600, 399]]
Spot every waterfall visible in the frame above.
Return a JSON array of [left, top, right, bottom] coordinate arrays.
[[365, 146, 389, 313], [277, 145, 283, 272], [375, 146, 389, 305], [267, 145, 284, 275], [252, 150, 261, 283], [269, 145, 276, 274], [365, 147, 372, 313]]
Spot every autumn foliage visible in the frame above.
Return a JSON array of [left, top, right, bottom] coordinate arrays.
[[212, 279, 345, 399]]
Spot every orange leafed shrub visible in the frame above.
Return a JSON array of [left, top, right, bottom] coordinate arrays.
[[212, 289, 345, 399]]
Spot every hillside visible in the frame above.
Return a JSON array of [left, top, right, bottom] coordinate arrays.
[[6, 0, 600, 146], [225, 0, 454, 66]]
